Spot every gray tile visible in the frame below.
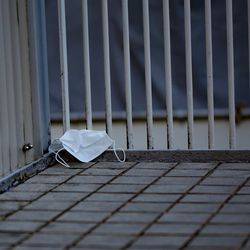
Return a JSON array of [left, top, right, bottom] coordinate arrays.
[[158, 213, 210, 223], [10, 183, 55, 193], [166, 169, 209, 177], [71, 201, 122, 212], [41, 222, 95, 234], [0, 232, 27, 244], [211, 214, 250, 224], [200, 224, 250, 235], [209, 170, 250, 178], [13, 246, 63, 250], [25, 175, 69, 184], [80, 168, 124, 176], [0, 221, 43, 232], [190, 185, 237, 194], [220, 204, 250, 213], [67, 175, 114, 184], [37, 192, 88, 201], [39, 166, 85, 175], [92, 162, 134, 169], [200, 177, 245, 186], [24, 200, 74, 211], [107, 212, 158, 223], [121, 202, 171, 213], [99, 184, 145, 193], [189, 236, 245, 247], [93, 223, 145, 235], [57, 211, 109, 223], [133, 162, 175, 169], [170, 203, 220, 213], [0, 201, 27, 210], [7, 210, 59, 222], [111, 176, 157, 184], [156, 177, 200, 185], [238, 187, 250, 194], [53, 183, 101, 193], [181, 194, 229, 203], [123, 169, 166, 177], [175, 163, 216, 170], [229, 195, 250, 203], [219, 163, 250, 170], [132, 194, 181, 203], [133, 235, 189, 247], [0, 191, 42, 201], [86, 193, 133, 202], [144, 184, 191, 194], [146, 223, 200, 235]]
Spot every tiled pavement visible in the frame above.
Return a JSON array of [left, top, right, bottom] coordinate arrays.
[[0, 161, 250, 249]]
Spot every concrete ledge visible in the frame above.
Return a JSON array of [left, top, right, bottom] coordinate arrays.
[[0, 153, 56, 193]]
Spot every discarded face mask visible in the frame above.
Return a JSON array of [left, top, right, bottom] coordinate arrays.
[[49, 129, 126, 167]]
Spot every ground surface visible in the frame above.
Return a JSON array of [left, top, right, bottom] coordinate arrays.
[[0, 161, 250, 250]]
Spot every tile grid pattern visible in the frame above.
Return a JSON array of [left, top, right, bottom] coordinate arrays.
[[0, 162, 249, 250]]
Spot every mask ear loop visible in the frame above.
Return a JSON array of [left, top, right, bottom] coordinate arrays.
[[112, 141, 126, 163], [49, 147, 71, 168]]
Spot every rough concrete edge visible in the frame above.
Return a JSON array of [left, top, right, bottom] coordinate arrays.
[[0, 153, 56, 194]]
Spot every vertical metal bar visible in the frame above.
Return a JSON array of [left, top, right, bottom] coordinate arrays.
[[163, 0, 174, 149], [102, 0, 112, 136], [226, 0, 236, 149], [205, 0, 215, 149], [142, 0, 154, 149], [248, 0, 250, 110], [122, 0, 134, 149], [184, 0, 194, 149], [82, 0, 92, 130], [58, 0, 70, 132]]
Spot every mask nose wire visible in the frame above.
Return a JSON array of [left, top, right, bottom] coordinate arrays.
[[112, 141, 126, 163], [49, 147, 71, 168]]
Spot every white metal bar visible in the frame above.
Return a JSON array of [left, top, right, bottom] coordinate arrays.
[[122, 0, 134, 149], [142, 0, 154, 149], [205, 0, 215, 149], [163, 0, 174, 149], [226, 0, 236, 149], [102, 0, 112, 136], [58, 0, 70, 132], [82, 0, 92, 130], [184, 0, 194, 149]]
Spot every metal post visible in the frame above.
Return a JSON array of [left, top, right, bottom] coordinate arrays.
[[122, 0, 134, 149], [163, 0, 174, 149], [58, 0, 70, 132], [184, 0, 194, 149], [102, 0, 112, 136], [82, 0, 92, 130], [226, 0, 236, 149], [205, 0, 215, 149], [142, 0, 154, 149]]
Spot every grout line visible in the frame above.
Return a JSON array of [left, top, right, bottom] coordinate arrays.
[[65, 162, 179, 249], [122, 162, 221, 249], [180, 176, 250, 249], [8, 162, 138, 249]]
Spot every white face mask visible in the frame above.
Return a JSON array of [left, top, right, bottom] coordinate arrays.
[[49, 129, 126, 167]]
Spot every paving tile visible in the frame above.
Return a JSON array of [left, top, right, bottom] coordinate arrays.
[[181, 194, 229, 203], [0, 201, 27, 210], [120, 202, 171, 213], [132, 235, 189, 247], [67, 175, 113, 184], [24, 200, 74, 211], [0, 210, 12, 219], [39, 166, 85, 175], [93, 223, 146, 235], [0, 191, 42, 201], [92, 162, 134, 169], [53, 183, 101, 193], [123, 169, 166, 177], [238, 186, 250, 194], [146, 223, 200, 235], [85, 193, 133, 202], [166, 169, 209, 177], [40, 222, 95, 234], [175, 163, 216, 170], [143, 184, 191, 194], [80, 168, 124, 176], [57, 211, 109, 223], [77, 235, 133, 248], [107, 212, 158, 223], [209, 170, 250, 178], [219, 163, 250, 170], [98, 184, 145, 193], [211, 214, 250, 224], [190, 185, 237, 194], [0, 232, 27, 244], [133, 162, 175, 169], [132, 194, 181, 203], [24, 175, 69, 184], [7, 210, 60, 222], [10, 183, 55, 193], [189, 236, 245, 247], [229, 195, 250, 203], [220, 204, 250, 213], [170, 203, 220, 213], [111, 176, 157, 184], [13, 246, 63, 250], [37, 192, 88, 202], [0, 221, 43, 233], [155, 177, 200, 185], [200, 224, 250, 235], [200, 177, 245, 186], [71, 201, 123, 212], [23, 233, 79, 247], [158, 213, 210, 223]]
